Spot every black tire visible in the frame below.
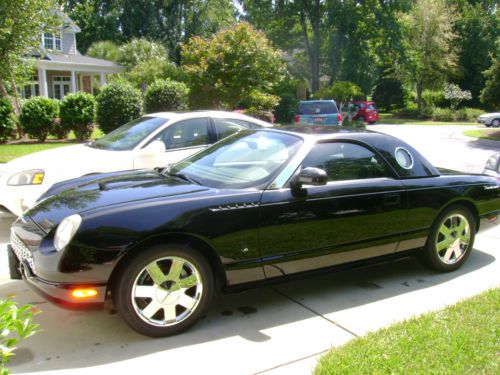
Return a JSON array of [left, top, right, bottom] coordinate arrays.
[[113, 244, 214, 337], [358, 116, 366, 123], [491, 119, 500, 128], [419, 205, 476, 272]]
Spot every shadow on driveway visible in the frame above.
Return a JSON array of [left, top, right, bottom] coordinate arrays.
[[3, 247, 495, 373]]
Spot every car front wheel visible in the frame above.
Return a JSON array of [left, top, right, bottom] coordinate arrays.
[[419, 206, 476, 272], [491, 119, 500, 128], [113, 244, 213, 337]]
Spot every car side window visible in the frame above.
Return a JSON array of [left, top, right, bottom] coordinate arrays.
[[156, 118, 209, 150], [301, 142, 388, 181], [213, 119, 246, 141]]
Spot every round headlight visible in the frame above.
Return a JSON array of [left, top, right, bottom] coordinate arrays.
[[54, 214, 82, 252], [8, 170, 45, 186]]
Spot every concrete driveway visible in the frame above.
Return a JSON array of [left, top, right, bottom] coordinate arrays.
[[1, 124, 499, 375]]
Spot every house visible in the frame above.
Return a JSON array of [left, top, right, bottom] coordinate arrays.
[[22, 14, 123, 100]]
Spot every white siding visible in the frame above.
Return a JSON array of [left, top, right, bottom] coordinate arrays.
[[61, 31, 77, 55]]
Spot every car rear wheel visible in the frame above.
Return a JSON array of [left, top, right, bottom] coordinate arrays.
[[492, 119, 500, 128], [419, 206, 476, 272], [358, 116, 366, 123], [113, 244, 213, 337]]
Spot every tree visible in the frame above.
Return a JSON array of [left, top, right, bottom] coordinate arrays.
[[0, 0, 61, 112], [315, 81, 364, 106], [182, 22, 286, 109], [241, 0, 325, 93], [454, 2, 499, 106], [444, 83, 472, 110], [394, 0, 458, 113], [118, 38, 169, 71], [86, 40, 121, 62], [62, 0, 122, 53], [480, 58, 500, 108]]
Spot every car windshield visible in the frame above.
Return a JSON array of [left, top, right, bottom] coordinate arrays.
[[299, 101, 338, 115], [168, 130, 303, 189], [88, 117, 167, 151]]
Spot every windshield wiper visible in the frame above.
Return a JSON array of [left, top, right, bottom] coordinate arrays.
[[166, 171, 201, 185]]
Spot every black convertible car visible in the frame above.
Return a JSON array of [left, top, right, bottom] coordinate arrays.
[[9, 127, 500, 336]]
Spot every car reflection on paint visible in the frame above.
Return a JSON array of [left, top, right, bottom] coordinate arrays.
[[8, 127, 500, 337]]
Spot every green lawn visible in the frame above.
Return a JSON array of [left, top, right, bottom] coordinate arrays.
[[463, 129, 500, 141], [0, 128, 104, 163], [377, 113, 476, 126], [314, 288, 500, 374]]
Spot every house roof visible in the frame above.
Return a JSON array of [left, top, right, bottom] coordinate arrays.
[[45, 52, 122, 69]]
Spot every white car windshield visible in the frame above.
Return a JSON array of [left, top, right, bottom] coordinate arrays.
[[168, 130, 303, 189], [89, 117, 167, 151]]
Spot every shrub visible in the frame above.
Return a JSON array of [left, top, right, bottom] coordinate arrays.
[[244, 108, 274, 123], [0, 98, 15, 143], [1, 299, 40, 374], [144, 79, 189, 113], [60, 92, 96, 140], [19, 97, 59, 141], [422, 89, 447, 108], [457, 107, 484, 121], [274, 93, 297, 124], [431, 107, 454, 121], [95, 81, 143, 134], [51, 117, 68, 139], [392, 103, 420, 118]]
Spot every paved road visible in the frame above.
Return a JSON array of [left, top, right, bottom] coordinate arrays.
[[0, 125, 499, 375]]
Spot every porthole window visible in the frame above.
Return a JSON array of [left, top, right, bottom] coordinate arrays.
[[395, 147, 413, 169]]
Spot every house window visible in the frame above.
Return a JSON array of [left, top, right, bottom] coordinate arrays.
[[43, 33, 61, 51], [52, 76, 71, 100], [22, 76, 40, 99]]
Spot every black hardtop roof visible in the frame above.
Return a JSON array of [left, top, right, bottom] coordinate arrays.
[[259, 126, 440, 178]]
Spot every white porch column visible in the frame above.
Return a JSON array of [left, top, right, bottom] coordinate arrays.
[[99, 72, 106, 86], [70, 70, 77, 93], [38, 67, 48, 97]]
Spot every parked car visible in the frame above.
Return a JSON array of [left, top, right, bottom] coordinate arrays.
[[477, 112, 500, 127], [483, 153, 500, 180], [294, 100, 342, 126], [351, 101, 380, 124], [0, 111, 271, 217], [9, 127, 499, 336]]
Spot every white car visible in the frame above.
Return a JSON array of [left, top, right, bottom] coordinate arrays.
[[0, 111, 272, 217], [477, 112, 500, 127]]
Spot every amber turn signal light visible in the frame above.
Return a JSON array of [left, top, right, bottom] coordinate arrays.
[[72, 288, 98, 298]]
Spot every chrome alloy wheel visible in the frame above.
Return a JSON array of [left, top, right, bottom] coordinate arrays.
[[435, 213, 471, 265], [132, 256, 203, 327]]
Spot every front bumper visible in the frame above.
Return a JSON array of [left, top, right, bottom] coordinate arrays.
[[0, 182, 48, 217], [8, 244, 106, 308]]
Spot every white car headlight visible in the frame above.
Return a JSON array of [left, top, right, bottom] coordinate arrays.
[[54, 214, 82, 252], [7, 170, 45, 186]]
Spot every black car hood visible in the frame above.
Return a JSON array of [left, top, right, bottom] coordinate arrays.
[[28, 170, 210, 229]]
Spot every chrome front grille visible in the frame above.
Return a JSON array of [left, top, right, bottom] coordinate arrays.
[[10, 231, 36, 273]]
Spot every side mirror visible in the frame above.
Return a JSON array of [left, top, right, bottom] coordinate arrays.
[[140, 140, 166, 156], [292, 167, 328, 189]]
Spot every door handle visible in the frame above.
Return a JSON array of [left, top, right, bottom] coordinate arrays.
[[383, 193, 400, 206]]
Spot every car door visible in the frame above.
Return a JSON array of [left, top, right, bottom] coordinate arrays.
[[138, 118, 211, 168], [212, 118, 248, 141], [259, 141, 408, 278]]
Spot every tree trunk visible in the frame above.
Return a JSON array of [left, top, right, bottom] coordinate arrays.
[[299, 2, 321, 93], [416, 80, 423, 114]]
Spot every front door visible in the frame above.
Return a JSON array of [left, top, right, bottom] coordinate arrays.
[[259, 141, 408, 278], [53, 76, 71, 100]]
